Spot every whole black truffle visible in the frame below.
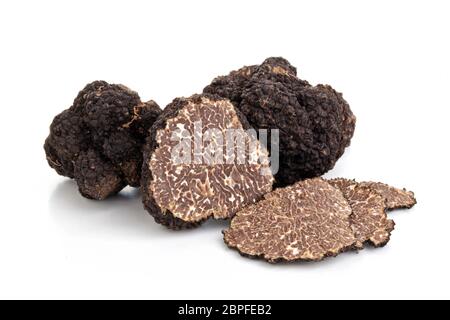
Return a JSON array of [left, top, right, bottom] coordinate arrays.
[[141, 94, 274, 230], [44, 81, 162, 200], [204, 57, 356, 186]]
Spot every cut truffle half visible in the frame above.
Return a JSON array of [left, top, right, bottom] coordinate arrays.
[[44, 81, 162, 200], [141, 94, 274, 230], [328, 179, 394, 248], [223, 178, 356, 263]]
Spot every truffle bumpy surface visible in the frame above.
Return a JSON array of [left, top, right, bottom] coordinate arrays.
[[223, 178, 357, 263], [44, 81, 161, 200], [204, 57, 356, 186], [141, 94, 274, 230]]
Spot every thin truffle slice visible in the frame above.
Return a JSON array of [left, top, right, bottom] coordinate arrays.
[[223, 178, 356, 263], [141, 94, 274, 230], [44, 81, 162, 199], [359, 181, 416, 210], [328, 179, 394, 248], [204, 57, 356, 186], [329, 178, 417, 211]]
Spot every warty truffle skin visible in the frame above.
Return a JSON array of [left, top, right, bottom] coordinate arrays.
[[204, 57, 356, 186], [141, 94, 274, 230], [44, 81, 161, 200]]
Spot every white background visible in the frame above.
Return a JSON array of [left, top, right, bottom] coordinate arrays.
[[0, 0, 449, 300]]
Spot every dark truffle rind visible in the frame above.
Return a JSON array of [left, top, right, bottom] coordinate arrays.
[[204, 57, 356, 186], [141, 94, 274, 230], [44, 81, 161, 199]]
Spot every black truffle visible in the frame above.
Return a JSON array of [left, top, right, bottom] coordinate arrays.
[[44, 81, 161, 200], [204, 57, 356, 186], [141, 94, 274, 230], [223, 178, 356, 262]]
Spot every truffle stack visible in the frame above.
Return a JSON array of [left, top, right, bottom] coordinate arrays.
[[224, 177, 416, 263]]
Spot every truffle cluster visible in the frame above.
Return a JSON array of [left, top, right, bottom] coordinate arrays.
[[44, 81, 161, 199], [224, 178, 416, 263], [44, 58, 418, 264], [204, 57, 356, 186]]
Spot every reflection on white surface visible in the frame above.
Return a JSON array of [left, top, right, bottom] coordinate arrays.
[[49, 180, 230, 239]]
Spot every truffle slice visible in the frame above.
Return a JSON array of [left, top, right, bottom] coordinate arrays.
[[223, 178, 356, 262], [328, 179, 394, 248], [142, 94, 274, 230], [204, 57, 356, 186], [359, 181, 416, 210], [44, 81, 162, 199], [329, 178, 416, 211]]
